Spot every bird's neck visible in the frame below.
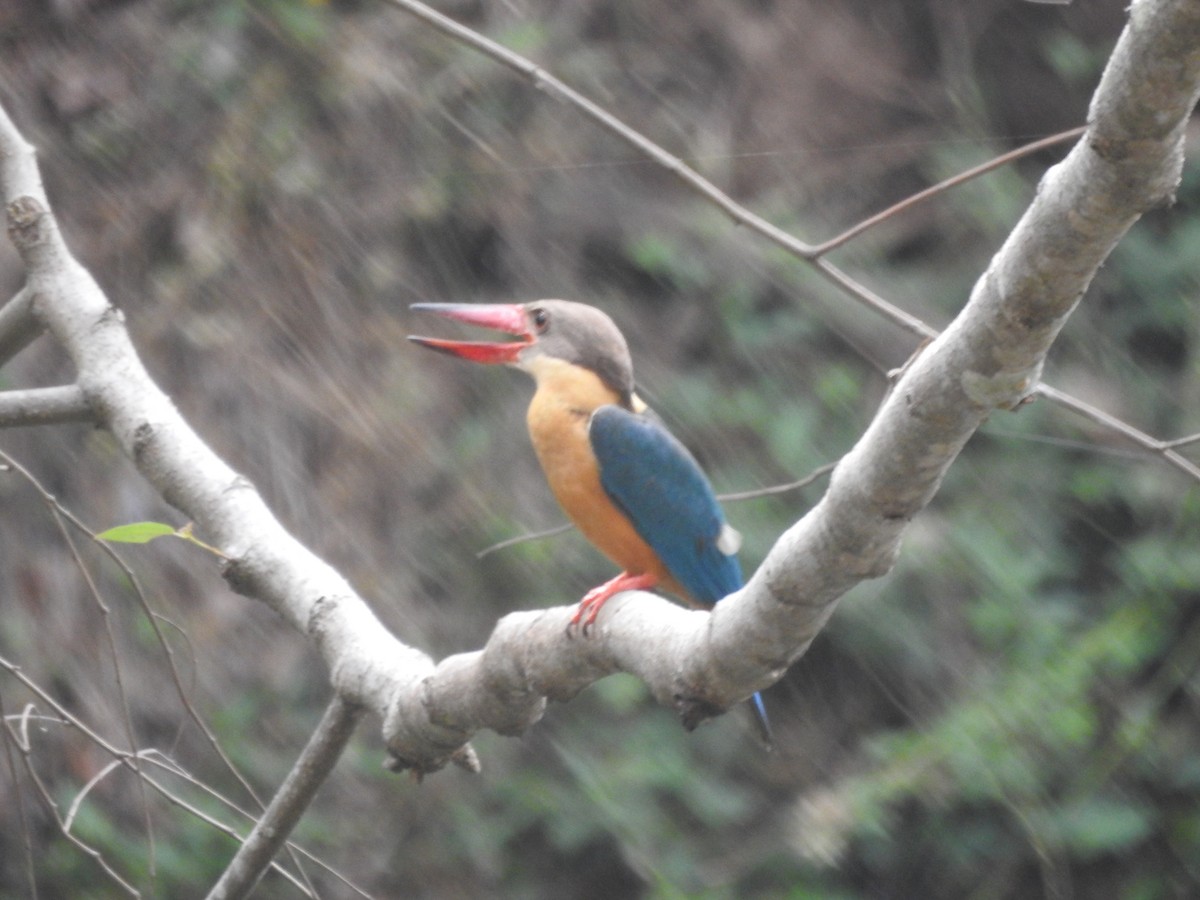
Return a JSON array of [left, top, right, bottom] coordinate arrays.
[[524, 357, 623, 488], [523, 357, 627, 419]]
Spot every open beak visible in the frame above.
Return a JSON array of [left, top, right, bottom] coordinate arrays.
[[407, 303, 533, 365]]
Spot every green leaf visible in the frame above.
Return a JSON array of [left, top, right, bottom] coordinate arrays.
[[95, 522, 179, 544]]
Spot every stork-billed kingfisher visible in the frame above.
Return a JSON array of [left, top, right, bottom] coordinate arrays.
[[409, 300, 771, 745]]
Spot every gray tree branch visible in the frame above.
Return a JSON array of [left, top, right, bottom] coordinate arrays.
[[0, 285, 42, 366], [206, 696, 364, 900], [0, 109, 460, 779], [0, 384, 92, 427]]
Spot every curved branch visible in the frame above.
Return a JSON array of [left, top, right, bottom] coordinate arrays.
[[0, 105, 466, 775]]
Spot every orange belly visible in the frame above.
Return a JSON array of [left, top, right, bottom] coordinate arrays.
[[524, 364, 679, 594]]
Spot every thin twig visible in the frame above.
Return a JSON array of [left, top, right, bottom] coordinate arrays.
[[0, 385, 93, 427], [810, 257, 938, 339], [0, 449, 254, 795], [42, 491, 159, 879], [0, 284, 42, 366], [1032, 384, 1200, 481], [138, 748, 374, 899], [476, 522, 573, 559], [810, 126, 1088, 256], [0, 694, 40, 900], [0, 660, 322, 897], [718, 461, 838, 501], [0, 684, 370, 898], [0, 700, 140, 896], [135, 765, 314, 897], [1156, 431, 1200, 450], [206, 695, 365, 900], [475, 462, 837, 558]]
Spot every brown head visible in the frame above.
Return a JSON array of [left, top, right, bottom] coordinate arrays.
[[408, 300, 637, 406]]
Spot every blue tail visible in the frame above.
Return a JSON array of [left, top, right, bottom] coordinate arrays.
[[749, 692, 773, 750]]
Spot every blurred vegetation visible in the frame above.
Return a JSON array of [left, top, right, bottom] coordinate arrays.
[[2, 0, 1198, 897]]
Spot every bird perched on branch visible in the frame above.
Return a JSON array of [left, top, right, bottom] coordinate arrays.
[[409, 300, 771, 745]]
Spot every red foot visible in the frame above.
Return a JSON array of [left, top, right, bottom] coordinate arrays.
[[568, 572, 658, 635]]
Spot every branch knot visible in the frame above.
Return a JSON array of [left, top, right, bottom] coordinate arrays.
[[6, 195, 47, 248]]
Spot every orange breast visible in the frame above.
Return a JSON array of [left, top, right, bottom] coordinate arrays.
[[523, 359, 677, 592]]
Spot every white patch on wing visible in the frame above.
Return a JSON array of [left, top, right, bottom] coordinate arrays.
[[716, 523, 742, 556]]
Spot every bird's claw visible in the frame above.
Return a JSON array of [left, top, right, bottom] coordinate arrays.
[[565, 589, 606, 637], [564, 572, 656, 638]]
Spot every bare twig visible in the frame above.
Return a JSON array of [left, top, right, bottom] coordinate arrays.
[[1033, 384, 1200, 481], [0, 450, 263, 800], [0, 447, 326, 895], [0, 689, 370, 898], [1157, 432, 1200, 450], [0, 385, 93, 426], [0, 658, 323, 897], [381, 0, 1081, 346], [810, 126, 1088, 256], [810, 257, 937, 339], [0, 696, 140, 896], [0, 285, 42, 366], [718, 461, 838, 502], [0, 694, 39, 900], [43, 489, 159, 878], [206, 695, 365, 900], [476, 522, 573, 559], [6, 452, 372, 897], [137, 748, 372, 899]]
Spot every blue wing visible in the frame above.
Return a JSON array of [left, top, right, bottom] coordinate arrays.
[[588, 405, 741, 605], [590, 405, 771, 746]]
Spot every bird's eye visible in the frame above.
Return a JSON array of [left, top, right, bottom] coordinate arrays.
[[531, 307, 550, 333]]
